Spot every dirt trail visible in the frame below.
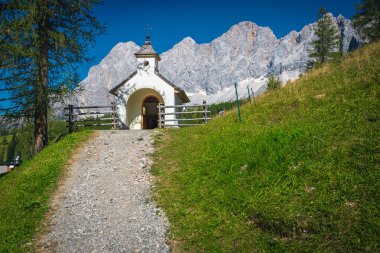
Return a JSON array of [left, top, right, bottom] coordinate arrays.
[[36, 130, 169, 253]]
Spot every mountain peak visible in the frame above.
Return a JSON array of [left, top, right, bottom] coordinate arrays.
[[235, 20, 258, 28], [228, 21, 259, 33], [71, 15, 362, 107], [181, 36, 197, 45], [219, 20, 277, 43], [170, 36, 197, 51], [113, 41, 139, 50]]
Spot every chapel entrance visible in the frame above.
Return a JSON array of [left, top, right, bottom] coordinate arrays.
[[142, 96, 159, 129]]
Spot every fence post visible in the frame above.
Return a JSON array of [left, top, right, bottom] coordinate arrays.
[[68, 104, 74, 133], [111, 102, 116, 130], [161, 104, 165, 128], [234, 82, 242, 122], [247, 85, 251, 103], [251, 88, 255, 104], [203, 100, 208, 124], [158, 103, 161, 128], [158, 103, 166, 128]]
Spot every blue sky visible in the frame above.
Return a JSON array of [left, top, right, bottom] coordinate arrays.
[[87, 0, 359, 81]]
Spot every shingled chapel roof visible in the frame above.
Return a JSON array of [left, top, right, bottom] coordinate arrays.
[[134, 35, 161, 60]]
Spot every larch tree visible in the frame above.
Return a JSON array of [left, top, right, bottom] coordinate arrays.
[[309, 7, 340, 65], [353, 0, 380, 42], [0, 0, 105, 153]]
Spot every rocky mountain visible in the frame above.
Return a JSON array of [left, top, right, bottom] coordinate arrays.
[[72, 14, 361, 106]]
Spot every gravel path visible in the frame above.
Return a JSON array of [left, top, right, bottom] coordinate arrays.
[[36, 130, 169, 253]]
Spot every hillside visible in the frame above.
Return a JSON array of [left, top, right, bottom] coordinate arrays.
[[0, 131, 92, 252], [152, 42, 380, 252]]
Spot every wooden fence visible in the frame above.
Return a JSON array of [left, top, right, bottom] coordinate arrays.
[[65, 101, 210, 131], [65, 103, 117, 133], [158, 100, 211, 128]]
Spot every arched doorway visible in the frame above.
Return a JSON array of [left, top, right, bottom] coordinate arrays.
[[126, 88, 164, 130], [142, 96, 159, 129]]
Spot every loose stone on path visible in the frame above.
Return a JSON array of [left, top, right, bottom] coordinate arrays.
[[36, 130, 169, 253]]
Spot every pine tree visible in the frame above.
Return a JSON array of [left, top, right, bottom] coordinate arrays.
[[309, 7, 340, 65], [353, 0, 380, 42], [0, 0, 105, 153]]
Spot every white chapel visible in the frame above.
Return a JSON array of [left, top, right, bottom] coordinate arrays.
[[109, 35, 190, 129]]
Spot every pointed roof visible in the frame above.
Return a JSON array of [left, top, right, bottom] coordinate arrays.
[[134, 35, 161, 61], [109, 71, 137, 95], [154, 70, 190, 103]]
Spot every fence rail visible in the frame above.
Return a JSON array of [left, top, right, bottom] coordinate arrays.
[[64, 103, 117, 133], [64, 101, 210, 131], [158, 100, 210, 128]]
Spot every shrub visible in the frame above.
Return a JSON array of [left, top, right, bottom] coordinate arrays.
[[267, 75, 282, 90]]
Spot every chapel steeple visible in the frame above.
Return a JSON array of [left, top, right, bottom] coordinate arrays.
[[134, 35, 161, 61]]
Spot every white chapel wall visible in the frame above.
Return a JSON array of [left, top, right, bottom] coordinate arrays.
[[115, 69, 178, 129]]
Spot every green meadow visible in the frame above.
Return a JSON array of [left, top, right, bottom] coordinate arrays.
[[152, 41, 380, 252], [0, 131, 93, 252]]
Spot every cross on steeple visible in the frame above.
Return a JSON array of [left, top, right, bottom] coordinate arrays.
[[144, 25, 153, 40]]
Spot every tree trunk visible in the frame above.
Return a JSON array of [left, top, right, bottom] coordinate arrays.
[[34, 0, 49, 154], [34, 71, 48, 154]]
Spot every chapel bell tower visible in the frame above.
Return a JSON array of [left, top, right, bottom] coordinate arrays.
[[134, 35, 161, 73]]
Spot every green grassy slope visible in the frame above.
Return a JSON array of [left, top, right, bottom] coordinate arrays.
[[0, 131, 93, 252], [153, 42, 380, 252]]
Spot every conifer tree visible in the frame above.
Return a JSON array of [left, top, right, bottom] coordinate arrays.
[[309, 7, 340, 65], [353, 0, 380, 42], [0, 0, 105, 153]]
